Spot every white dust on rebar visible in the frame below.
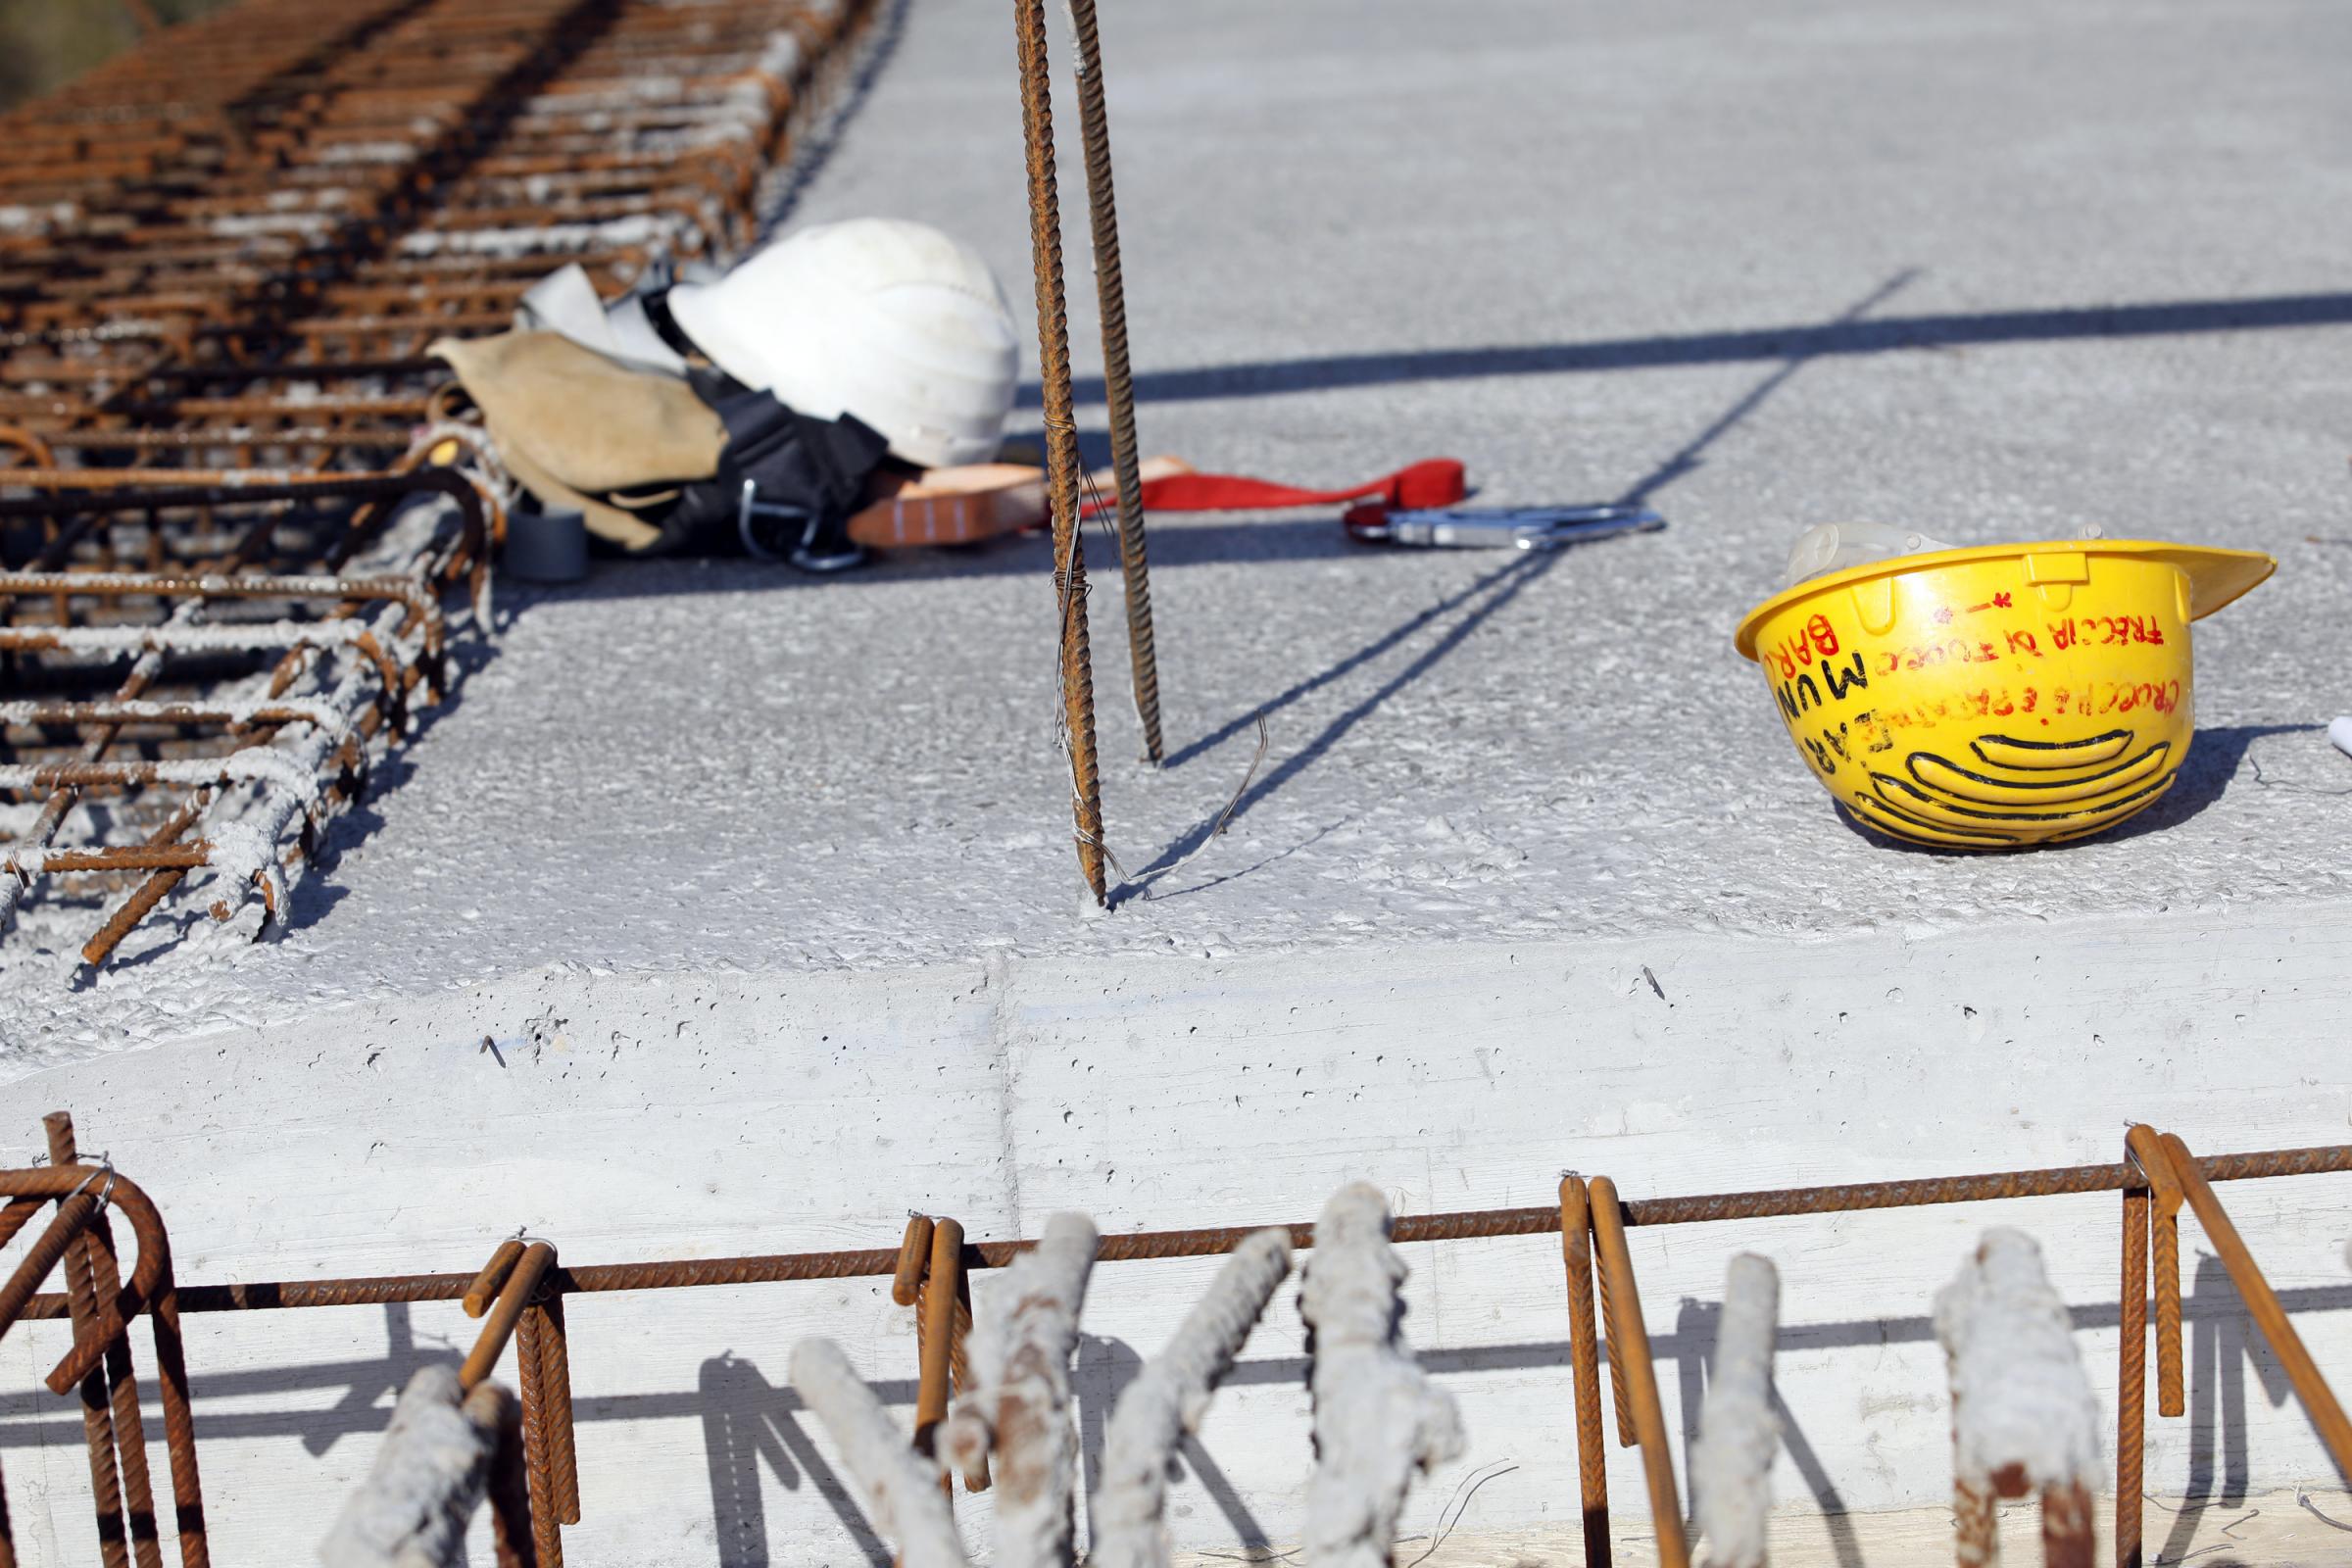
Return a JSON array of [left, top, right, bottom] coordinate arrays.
[[1691, 1252, 1782, 1568], [317, 1365, 509, 1568], [788, 1339, 966, 1568], [1300, 1182, 1465, 1568], [1092, 1227, 1293, 1568], [942, 1211, 1099, 1568]]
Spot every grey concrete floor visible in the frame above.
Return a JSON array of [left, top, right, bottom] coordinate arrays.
[[10, 0, 2352, 1056]]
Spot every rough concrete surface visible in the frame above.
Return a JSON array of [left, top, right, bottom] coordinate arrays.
[[7, 0, 2352, 1060], [9, 922, 2351, 1563]]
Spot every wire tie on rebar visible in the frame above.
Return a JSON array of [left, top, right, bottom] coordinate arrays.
[[68, 1157, 119, 1213], [513, 1232, 560, 1298]]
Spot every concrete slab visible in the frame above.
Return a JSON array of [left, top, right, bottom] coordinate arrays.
[[7, 3, 2352, 1564], [8, 0, 2352, 1059], [6, 906, 2351, 1562]]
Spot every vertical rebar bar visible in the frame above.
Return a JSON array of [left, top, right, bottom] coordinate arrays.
[[2042, 1480, 2095, 1568], [2117, 1184, 2147, 1568], [1012, 0, 1109, 906], [2127, 1127, 2184, 1420], [1593, 1198, 1638, 1448], [45, 1115, 162, 1568], [514, 1304, 563, 1568], [914, 1218, 963, 1461], [0, 1446, 16, 1568], [44, 1120, 130, 1568], [1587, 1178, 1689, 1568], [2155, 1131, 2352, 1477], [1557, 1176, 1612, 1568], [531, 1294, 580, 1527], [1062, 0, 1163, 764]]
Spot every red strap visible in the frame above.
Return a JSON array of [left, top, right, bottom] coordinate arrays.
[[1080, 458, 1465, 516]]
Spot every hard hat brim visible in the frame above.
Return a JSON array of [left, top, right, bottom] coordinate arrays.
[[1734, 538, 2276, 661]]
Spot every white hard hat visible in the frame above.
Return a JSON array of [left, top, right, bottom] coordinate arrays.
[[666, 219, 1020, 469]]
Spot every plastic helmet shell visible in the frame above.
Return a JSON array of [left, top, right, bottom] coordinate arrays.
[[1733, 539, 2274, 850], [667, 219, 1019, 469]]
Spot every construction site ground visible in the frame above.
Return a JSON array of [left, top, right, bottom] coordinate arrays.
[[7, 2, 2352, 1565], [4, 0, 2352, 1063]]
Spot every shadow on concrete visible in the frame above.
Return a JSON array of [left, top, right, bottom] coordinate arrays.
[[1116, 272, 1920, 899], [1023, 289, 2352, 410], [697, 1351, 892, 1568]]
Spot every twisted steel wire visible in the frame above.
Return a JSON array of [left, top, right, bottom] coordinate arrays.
[[1064, 0, 1163, 764], [1011, 0, 1108, 905]]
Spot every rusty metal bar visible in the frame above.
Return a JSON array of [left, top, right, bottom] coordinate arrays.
[[80, 791, 212, 967], [0, 1445, 15, 1568], [2149, 1129, 2352, 1479], [2043, 1481, 2095, 1568], [2126, 1125, 2185, 1420], [1586, 1176, 1688, 1568], [1062, 0, 1162, 765], [533, 1293, 581, 1527], [913, 1216, 962, 1467], [1010, 0, 1108, 906], [2116, 1179, 2147, 1568], [47, 1114, 163, 1568], [0, 1162, 207, 1568], [466, 1241, 528, 1319], [20, 1142, 2352, 1324], [513, 1301, 562, 1568], [0, 1194, 103, 1338], [1557, 1175, 1611, 1568], [460, 1242, 557, 1391], [891, 1214, 933, 1307]]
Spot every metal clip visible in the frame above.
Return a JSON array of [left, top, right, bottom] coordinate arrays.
[[737, 479, 864, 573], [1347, 502, 1666, 551]]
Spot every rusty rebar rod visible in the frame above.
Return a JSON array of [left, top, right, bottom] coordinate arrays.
[[460, 1242, 557, 1391], [1010, 0, 1108, 906], [513, 1302, 562, 1568], [912, 1216, 963, 1466], [19, 1142, 2352, 1325], [2149, 1130, 2352, 1479], [1588, 1176, 1688, 1568], [47, 1114, 162, 1568], [2125, 1126, 2185, 1421], [1556, 1176, 1611, 1568], [1063, 0, 1162, 764], [0, 1163, 208, 1568], [533, 1293, 580, 1527], [2116, 1179, 2147, 1568]]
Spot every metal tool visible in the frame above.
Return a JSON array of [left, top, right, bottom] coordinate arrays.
[[1345, 503, 1665, 550]]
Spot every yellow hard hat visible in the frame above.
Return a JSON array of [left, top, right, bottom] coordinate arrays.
[[1734, 538, 2275, 849]]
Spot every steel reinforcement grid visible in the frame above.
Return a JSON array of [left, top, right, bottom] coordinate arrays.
[[1, 0, 881, 969], [3, 1117, 2348, 1568]]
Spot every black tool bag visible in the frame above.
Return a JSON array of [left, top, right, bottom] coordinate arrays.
[[647, 387, 892, 569]]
